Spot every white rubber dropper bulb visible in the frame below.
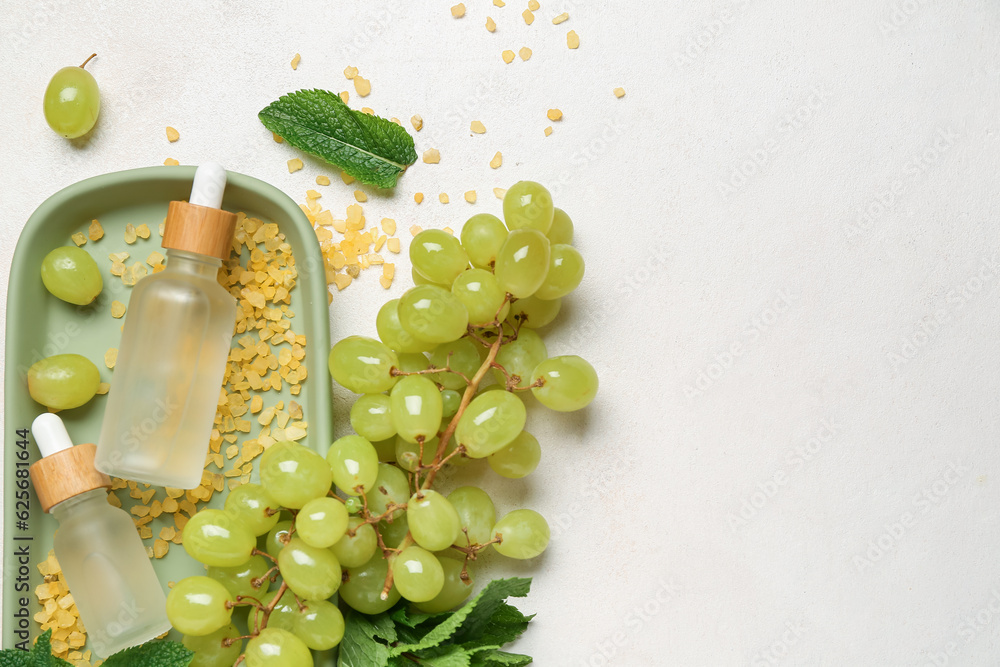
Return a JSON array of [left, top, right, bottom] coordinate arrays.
[[32, 413, 75, 458], [189, 162, 227, 209]]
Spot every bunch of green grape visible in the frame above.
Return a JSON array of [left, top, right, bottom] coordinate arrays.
[[167, 181, 597, 667]]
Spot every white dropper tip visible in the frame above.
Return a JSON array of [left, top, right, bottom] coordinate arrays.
[[31, 413, 75, 458], [189, 162, 227, 209]]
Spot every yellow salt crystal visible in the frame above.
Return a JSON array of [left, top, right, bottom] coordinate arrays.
[[471, 120, 486, 134], [288, 158, 304, 173], [519, 46, 532, 61], [451, 3, 466, 17], [502, 50, 515, 64], [414, 192, 424, 204], [567, 30, 580, 48], [439, 193, 449, 204], [273, 132, 284, 143], [88, 219, 104, 241], [465, 190, 477, 203], [354, 76, 371, 97], [124, 223, 137, 244], [490, 151, 503, 168], [96, 382, 110, 395], [344, 65, 358, 79], [354, 190, 368, 202], [494, 187, 507, 199], [341, 171, 356, 185], [553, 11, 569, 24], [614, 87, 626, 98], [544, 126, 553, 136], [423, 148, 441, 164], [547, 108, 563, 121], [316, 175, 331, 186], [411, 115, 423, 131], [111, 301, 126, 318], [523, 8, 534, 24], [486, 17, 497, 32], [164, 158, 180, 166], [291, 53, 301, 70], [340, 90, 349, 104], [71, 232, 86, 246], [387, 237, 401, 253], [166, 126, 180, 142], [105, 348, 118, 369]]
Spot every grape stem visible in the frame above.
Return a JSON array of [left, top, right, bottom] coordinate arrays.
[[80, 53, 97, 69], [256, 581, 290, 634], [251, 548, 278, 565]]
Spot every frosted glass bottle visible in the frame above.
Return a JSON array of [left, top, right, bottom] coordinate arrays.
[[96, 163, 238, 489], [31, 415, 171, 657]]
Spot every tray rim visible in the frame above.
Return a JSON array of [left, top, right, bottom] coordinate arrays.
[[2, 166, 334, 655]]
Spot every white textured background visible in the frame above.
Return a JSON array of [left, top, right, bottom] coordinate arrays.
[[2, 1, 1000, 665]]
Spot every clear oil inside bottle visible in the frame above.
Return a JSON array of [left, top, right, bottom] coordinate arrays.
[[51, 489, 172, 656], [96, 249, 236, 488]]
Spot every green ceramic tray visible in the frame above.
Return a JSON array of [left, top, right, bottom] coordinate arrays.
[[3, 166, 335, 661]]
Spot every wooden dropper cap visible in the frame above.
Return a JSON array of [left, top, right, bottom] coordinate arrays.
[[161, 163, 238, 261], [29, 414, 111, 513]]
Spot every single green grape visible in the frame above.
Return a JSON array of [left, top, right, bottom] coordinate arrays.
[[461, 213, 509, 269], [455, 390, 526, 458], [365, 463, 409, 520], [183, 623, 243, 667], [398, 285, 469, 344], [503, 181, 554, 233], [493, 328, 547, 389], [495, 229, 551, 298], [328, 335, 400, 394], [294, 599, 345, 651], [296, 496, 349, 548], [277, 537, 342, 600], [345, 495, 364, 513], [182, 509, 255, 567], [350, 393, 397, 442], [249, 589, 298, 633], [244, 628, 313, 667], [223, 483, 280, 537], [340, 553, 402, 614], [27, 354, 100, 411], [260, 441, 333, 509], [414, 557, 475, 613], [492, 509, 550, 559], [447, 486, 496, 546], [451, 268, 511, 327], [165, 576, 234, 637], [327, 434, 379, 496], [331, 516, 378, 567], [531, 355, 599, 411], [206, 554, 271, 599], [408, 490, 461, 551], [40, 246, 103, 305], [395, 434, 439, 473], [397, 352, 431, 373], [489, 431, 541, 478], [43, 55, 100, 139], [411, 229, 470, 285], [379, 514, 410, 549], [507, 295, 561, 329], [376, 299, 436, 354], [535, 244, 585, 300], [546, 207, 574, 245], [429, 337, 482, 390], [371, 437, 397, 463], [264, 520, 294, 559], [441, 389, 462, 418], [393, 546, 445, 603], [390, 375, 443, 444]]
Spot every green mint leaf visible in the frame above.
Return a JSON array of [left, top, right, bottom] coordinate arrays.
[[469, 649, 533, 667], [465, 603, 533, 649], [388, 578, 532, 657], [390, 605, 448, 629], [100, 640, 194, 667], [259, 89, 417, 189], [337, 609, 396, 667], [410, 644, 475, 667], [0, 630, 72, 667]]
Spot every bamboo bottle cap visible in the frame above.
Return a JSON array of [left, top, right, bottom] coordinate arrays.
[[30, 443, 111, 513], [161, 200, 237, 261]]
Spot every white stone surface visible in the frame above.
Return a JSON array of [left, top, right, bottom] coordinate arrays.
[[2, 1, 1000, 664]]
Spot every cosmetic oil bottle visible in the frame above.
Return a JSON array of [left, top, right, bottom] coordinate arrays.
[[30, 414, 172, 656], [95, 163, 237, 488]]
